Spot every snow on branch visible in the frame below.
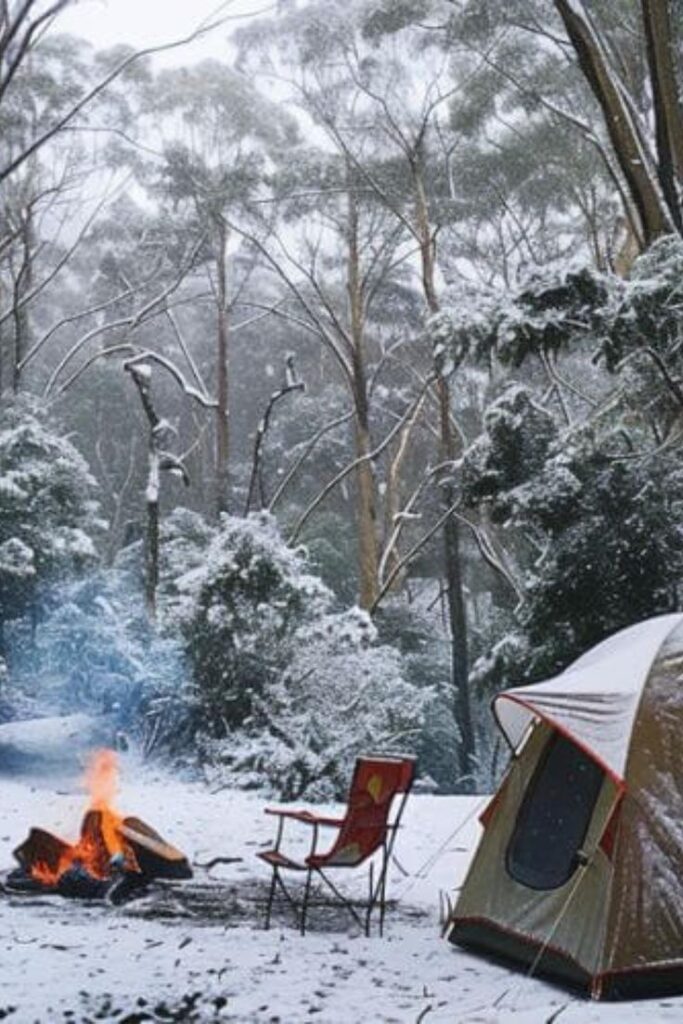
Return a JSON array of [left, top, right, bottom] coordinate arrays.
[[43, 235, 206, 398], [124, 351, 218, 410]]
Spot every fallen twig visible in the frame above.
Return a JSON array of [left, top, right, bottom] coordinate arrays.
[[193, 856, 244, 870]]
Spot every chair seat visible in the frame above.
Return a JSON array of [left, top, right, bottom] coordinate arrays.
[[265, 808, 346, 827], [257, 849, 307, 871]]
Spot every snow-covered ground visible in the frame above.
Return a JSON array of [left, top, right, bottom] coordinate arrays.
[[1, 721, 682, 1023]]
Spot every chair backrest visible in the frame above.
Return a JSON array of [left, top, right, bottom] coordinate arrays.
[[315, 756, 415, 868]]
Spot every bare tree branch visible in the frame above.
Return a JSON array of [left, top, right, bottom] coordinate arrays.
[[0, 11, 242, 185], [268, 408, 354, 513], [289, 378, 434, 545]]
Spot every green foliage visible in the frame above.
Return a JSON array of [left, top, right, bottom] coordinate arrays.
[[361, 0, 432, 40], [300, 510, 359, 606], [468, 418, 683, 686], [495, 265, 611, 367], [376, 600, 458, 791], [0, 401, 103, 630], [604, 235, 683, 370], [149, 59, 300, 222], [461, 384, 558, 523], [169, 512, 329, 734], [517, 452, 682, 676], [0, 33, 92, 149], [203, 606, 430, 801]]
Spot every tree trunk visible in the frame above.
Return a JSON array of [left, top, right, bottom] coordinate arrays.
[[554, 0, 675, 245], [11, 206, 34, 392], [438, 381, 475, 787], [414, 153, 475, 788], [215, 219, 230, 515], [145, 455, 160, 622], [125, 363, 161, 621], [347, 176, 379, 610], [641, 0, 683, 231]]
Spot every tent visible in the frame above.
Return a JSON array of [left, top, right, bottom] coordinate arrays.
[[448, 613, 683, 1000]]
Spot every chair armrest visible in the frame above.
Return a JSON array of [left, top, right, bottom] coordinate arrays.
[[264, 808, 345, 827]]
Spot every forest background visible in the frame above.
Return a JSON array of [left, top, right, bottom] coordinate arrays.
[[1, 0, 682, 800]]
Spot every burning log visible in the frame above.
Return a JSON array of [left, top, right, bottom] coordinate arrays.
[[13, 828, 72, 886], [119, 817, 192, 881]]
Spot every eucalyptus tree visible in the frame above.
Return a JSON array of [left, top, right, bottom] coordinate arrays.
[[425, 0, 683, 257], [0, 3, 238, 401], [0, 1, 231, 188], [326, 2, 479, 774], [238, 0, 486, 774], [137, 59, 301, 515], [552, 0, 683, 246], [236, 10, 434, 611], [0, 29, 99, 394]]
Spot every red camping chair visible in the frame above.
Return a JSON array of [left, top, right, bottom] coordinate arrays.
[[257, 755, 416, 936]]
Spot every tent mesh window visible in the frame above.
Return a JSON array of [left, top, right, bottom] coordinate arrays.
[[506, 731, 604, 891]]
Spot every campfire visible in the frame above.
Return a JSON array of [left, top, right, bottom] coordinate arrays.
[[4, 750, 192, 903]]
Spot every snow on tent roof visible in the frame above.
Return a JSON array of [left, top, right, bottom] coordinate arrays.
[[493, 613, 683, 782]]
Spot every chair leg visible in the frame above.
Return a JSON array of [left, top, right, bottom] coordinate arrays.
[[374, 844, 390, 938], [317, 869, 365, 931], [379, 857, 388, 938], [264, 865, 279, 930], [300, 867, 313, 935], [365, 861, 375, 937]]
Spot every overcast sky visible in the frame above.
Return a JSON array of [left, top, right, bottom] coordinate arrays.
[[57, 0, 270, 64]]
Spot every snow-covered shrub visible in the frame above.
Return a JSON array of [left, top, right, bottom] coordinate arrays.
[[299, 509, 359, 605], [150, 510, 430, 798], [604, 234, 683, 370], [0, 399, 103, 643], [426, 287, 499, 377], [201, 608, 431, 801], [431, 262, 612, 376], [495, 262, 610, 367], [167, 511, 330, 734]]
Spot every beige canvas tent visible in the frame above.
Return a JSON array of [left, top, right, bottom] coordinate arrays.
[[448, 613, 683, 1000]]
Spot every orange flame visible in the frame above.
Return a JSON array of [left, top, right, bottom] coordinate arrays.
[[29, 749, 133, 886], [86, 748, 120, 810], [84, 749, 125, 862]]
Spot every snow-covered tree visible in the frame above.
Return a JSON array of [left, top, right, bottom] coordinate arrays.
[[461, 379, 683, 688], [166, 512, 330, 732], [470, 428, 683, 685], [0, 400, 103, 656]]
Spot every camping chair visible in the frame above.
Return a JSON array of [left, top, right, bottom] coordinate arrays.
[[257, 755, 415, 936]]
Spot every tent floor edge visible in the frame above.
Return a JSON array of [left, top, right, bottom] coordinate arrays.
[[596, 963, 683, 1001], [448, 916, 593, 997]]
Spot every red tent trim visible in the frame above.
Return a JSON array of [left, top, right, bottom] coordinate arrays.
[[492, 693, 627, 790]]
